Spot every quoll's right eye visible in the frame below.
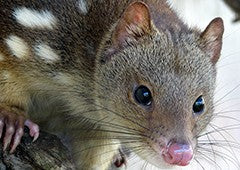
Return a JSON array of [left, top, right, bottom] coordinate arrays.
[[134, 85, 152, 107]]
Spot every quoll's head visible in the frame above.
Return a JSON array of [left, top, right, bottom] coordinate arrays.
[[95, 2, 224, 168]]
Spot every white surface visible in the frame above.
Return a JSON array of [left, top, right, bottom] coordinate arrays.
[[127, 0, 240, 169]]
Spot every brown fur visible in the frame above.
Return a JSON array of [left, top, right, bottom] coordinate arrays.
[[0, 0, 224, 169]]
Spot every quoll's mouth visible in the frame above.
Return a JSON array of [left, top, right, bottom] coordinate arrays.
[[162, 142, 194, 166]]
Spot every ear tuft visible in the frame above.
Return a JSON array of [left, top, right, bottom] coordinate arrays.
[[200, 17, 224, 64], [112, 2, 152, 48]]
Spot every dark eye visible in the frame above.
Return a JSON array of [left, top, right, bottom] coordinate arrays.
[[134, 85, 152, 106], [193, 96, 205, 115]]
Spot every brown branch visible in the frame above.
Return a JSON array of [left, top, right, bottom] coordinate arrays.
[[0, 128, 75, 170], [223, 0, 240, 22]]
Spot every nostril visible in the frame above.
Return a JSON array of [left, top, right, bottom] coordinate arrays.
[[162, 143, 193, 166], [162, 151, 175, 163]]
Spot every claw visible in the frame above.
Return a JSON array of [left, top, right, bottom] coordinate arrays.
[[0, 118, 4, 138], [10, 116, 24, 153], [32, 132, 39, 142], [3, 123, 15, 151], [24, 119, 40, 142], [10, 127, 24, 153]]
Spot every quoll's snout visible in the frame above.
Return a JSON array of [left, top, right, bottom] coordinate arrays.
[[162, 142, 193, 166]]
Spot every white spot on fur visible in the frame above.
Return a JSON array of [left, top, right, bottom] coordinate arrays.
[[78, 0, 88, 14], [34, 43, 59, 62], [55, 73, 73, 85], [5, 35, 29, 59], [2, 71, 10, 80], [14, 7, 57, 29], [0, 52, 5, 61]]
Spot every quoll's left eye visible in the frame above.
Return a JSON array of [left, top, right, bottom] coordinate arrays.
[[193, 96, 205, 115], [134, 85, 152, 106]]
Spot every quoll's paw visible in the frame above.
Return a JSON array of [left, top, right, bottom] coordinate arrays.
[[113, 150, 127, 168], [0, 106, 39, 153], [114, 156, 125, 168]]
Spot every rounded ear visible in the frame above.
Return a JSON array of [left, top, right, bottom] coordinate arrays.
[[112, 1, 152, 48], [200, 17, 224, 64]]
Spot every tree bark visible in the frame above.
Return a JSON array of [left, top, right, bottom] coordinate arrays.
[[0, 128, 75, 170], [223, 0, 240, 22]]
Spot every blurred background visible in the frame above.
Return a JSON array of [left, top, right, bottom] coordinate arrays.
[[126, 0, 240, 169]]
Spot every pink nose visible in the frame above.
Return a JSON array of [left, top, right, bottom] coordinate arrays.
[[162, 143, 193, 166]]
